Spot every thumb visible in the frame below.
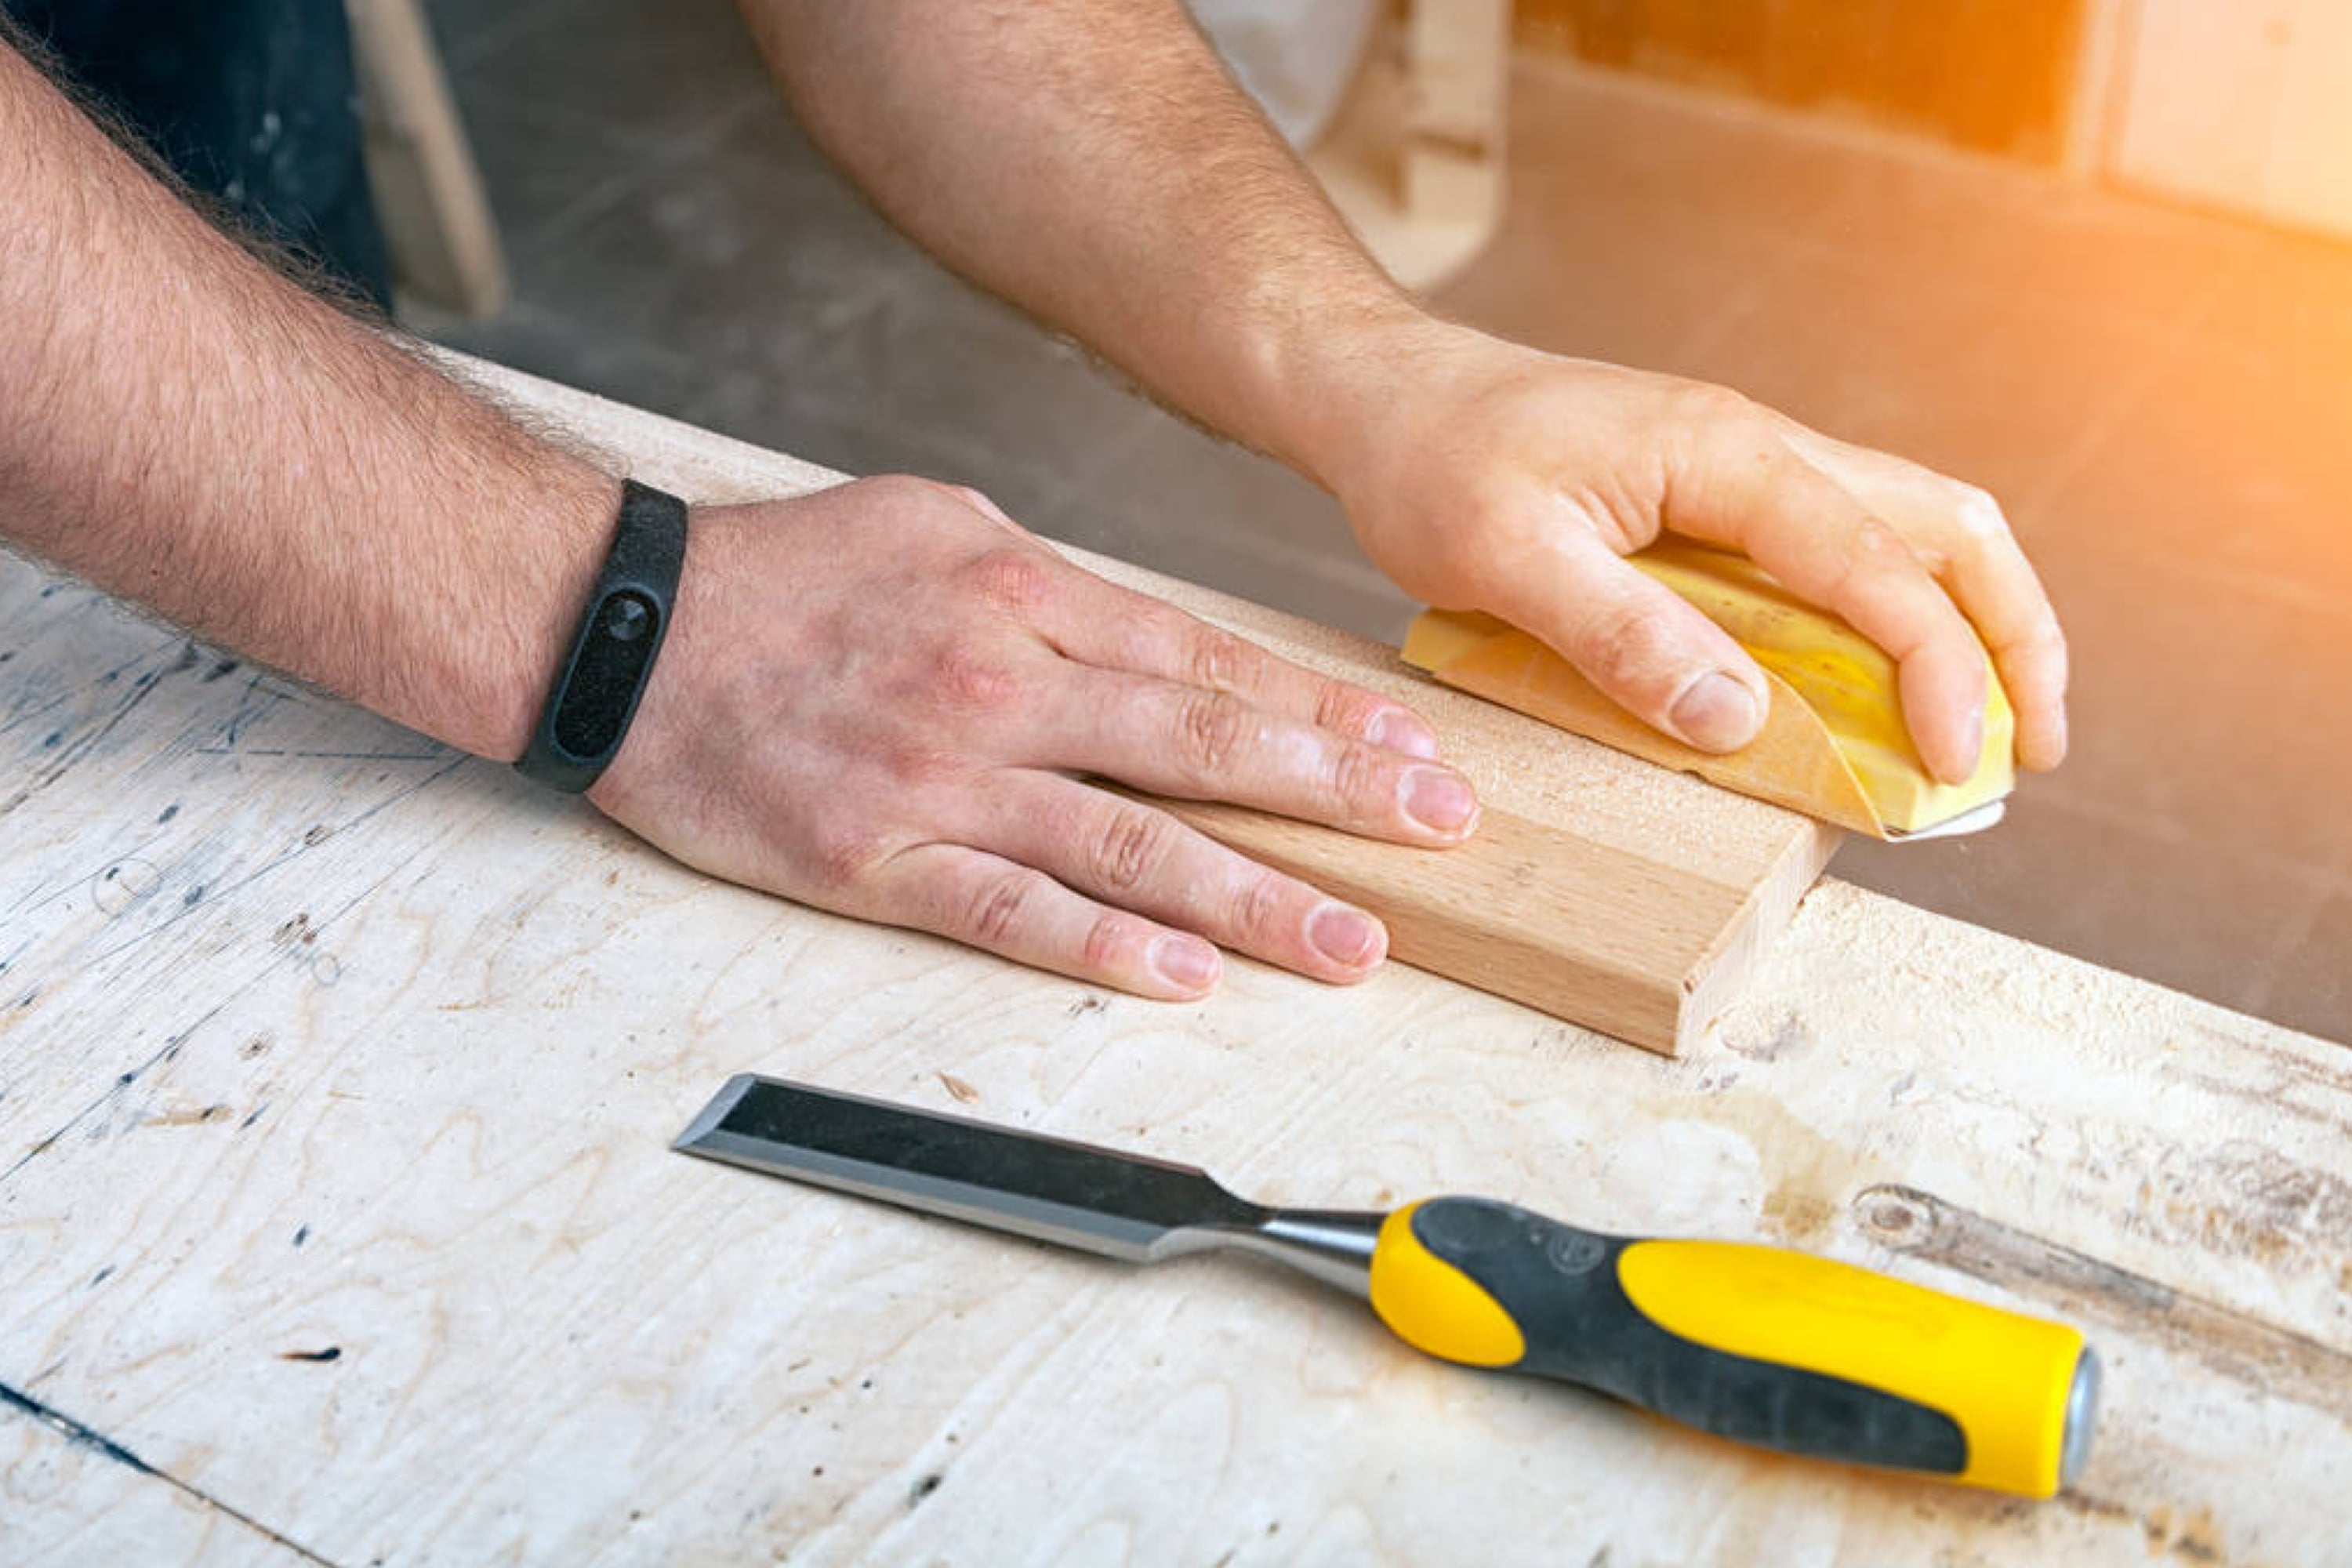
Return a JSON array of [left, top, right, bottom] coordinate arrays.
[[1487, 521, 1770, 753]]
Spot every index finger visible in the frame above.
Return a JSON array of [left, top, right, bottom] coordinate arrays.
[[1034, 572, 1448, 760], [1666, 416, 1990, 784], [1765, 426, 2069, 771]]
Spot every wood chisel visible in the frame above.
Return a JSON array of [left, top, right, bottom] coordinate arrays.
[[674, 1074, 2100, 1497]]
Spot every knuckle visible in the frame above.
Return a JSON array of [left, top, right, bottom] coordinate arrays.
[[1313, 679, 1384, 739], [2005, 621, 2071, 670], [1831, 519, 1916, 595], [1951, 483, 2012, 539], [961, 546, 1057, 616], [1080, 910, 1131, 971], [1183, 628, 1265, 694], [927, 641, 1021, 713], [1672, 379, 1755, 427], [1857, 516, 1910, 557], [1178, 691, 1252, 778], [964, 869, 1038, 948], [1233, 868, 1291, 942], [1088, 804, 1175, 894], [808, 824, 893, 895], [1575, 596, 1670, 692]]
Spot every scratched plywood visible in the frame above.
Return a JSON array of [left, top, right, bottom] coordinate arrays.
[[0, 363, 2348, 1565], [2, 1397, 304, 1566]]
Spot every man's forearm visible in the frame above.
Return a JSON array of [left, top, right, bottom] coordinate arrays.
[[739, 0, 1410, 487], [0, 37, 614, 760]]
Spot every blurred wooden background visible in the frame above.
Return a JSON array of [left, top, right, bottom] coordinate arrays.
[[1513, 0, 2088, 162]]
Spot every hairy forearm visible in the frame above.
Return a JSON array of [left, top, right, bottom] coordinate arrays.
[[739, 0, 1413, 484], [0, 38, 613, 760]]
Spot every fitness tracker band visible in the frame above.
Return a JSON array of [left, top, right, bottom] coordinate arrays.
[[514, 478, 688, 793]]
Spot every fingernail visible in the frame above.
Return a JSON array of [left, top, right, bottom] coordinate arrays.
[[1670, 671, 1762, 752], [1149, 935, 1220, 991], [1403, 766, 1478, 833], [1945, 703, 1986, 784], [1308, 902, 1384, 967], [1367, 709, 1440, 759]]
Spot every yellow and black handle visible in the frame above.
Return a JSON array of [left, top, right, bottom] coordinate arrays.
[[1365, 1197, 2096, 1497]]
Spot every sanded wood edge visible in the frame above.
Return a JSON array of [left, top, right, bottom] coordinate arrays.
[[1678, 815, 1842, 1054]]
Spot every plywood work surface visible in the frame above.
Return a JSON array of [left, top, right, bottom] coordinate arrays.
[[2, 361, 2349, 1565]]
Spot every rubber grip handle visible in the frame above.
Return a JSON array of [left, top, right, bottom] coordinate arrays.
[[1366, 1196, 2094, 1497]]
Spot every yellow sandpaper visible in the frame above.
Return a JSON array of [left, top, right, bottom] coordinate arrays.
[[1402, 542, 2014, 839]]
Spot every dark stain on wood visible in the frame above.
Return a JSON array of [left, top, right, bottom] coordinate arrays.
[[277, 1346, 341, 1363], [1856, 1183, 2352, 1423], [145, 1103, 232, 1129]]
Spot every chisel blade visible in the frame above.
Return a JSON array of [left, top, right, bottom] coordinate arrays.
[[673, 1073, 1269, 1262]]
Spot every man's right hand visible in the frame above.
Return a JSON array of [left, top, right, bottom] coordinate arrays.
[[588, 476, 1479, 998]]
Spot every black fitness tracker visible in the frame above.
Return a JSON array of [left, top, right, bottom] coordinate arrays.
[[514, 478, 688, 793]]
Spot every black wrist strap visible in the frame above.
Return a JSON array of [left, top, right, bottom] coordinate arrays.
[[515, 478, 688, 793]]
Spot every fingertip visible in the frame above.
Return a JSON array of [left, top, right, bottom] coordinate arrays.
[[2017, 708, 2070, 772], [1951, 703, 1987, 786], [1402, 764, 1480, 837], [1307, 901, 1388, 976], [1898, 665, 1975, 786], [1147, 932, 1221, 997], [1668, 667, 1766, 753], [1918, 699, 1979, 786]]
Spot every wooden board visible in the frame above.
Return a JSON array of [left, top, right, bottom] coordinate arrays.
[[1513, 0, 2089, 164], [349, 0, 507, 318], [431, 355, 1837, 1055], [2105, 0, 2352, 242], [4, 365, 2350, 1565], [1307, 0, 1509, 291]]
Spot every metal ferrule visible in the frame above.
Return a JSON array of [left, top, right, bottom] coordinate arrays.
[[1204, 1208, 1385, 1298]]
